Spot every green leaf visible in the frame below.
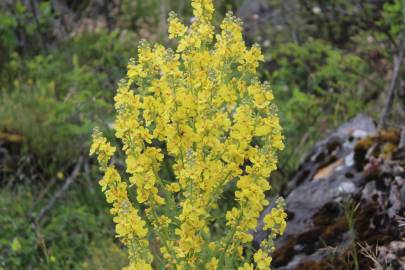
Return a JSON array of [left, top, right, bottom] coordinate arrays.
[[11, 237, 21, 252]]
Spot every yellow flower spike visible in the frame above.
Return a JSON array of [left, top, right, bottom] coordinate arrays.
[[91, 0, 285, 268]]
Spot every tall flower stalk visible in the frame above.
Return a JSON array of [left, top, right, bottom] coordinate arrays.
[[90, 0, 286, 269]]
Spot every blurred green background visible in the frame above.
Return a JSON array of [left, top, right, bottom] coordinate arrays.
[[0, 0, 404, 269]]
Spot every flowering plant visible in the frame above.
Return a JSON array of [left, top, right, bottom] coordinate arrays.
[[90, 0, 286, 269]]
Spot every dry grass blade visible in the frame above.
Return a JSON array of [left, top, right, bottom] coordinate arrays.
[[358, 242, 384, 270]]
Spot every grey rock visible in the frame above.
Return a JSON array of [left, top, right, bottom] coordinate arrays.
[[255, 114, 405, 269]]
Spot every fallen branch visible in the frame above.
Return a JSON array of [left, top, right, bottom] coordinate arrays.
[[34, 156, 84, 223]]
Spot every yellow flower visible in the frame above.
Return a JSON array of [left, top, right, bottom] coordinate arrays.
[[208, 242, 216, 250], [238, 263, 254, 270], [153, 215, 172, 228], [123, 260, 153, 270], [206, 257, 219, 270], [254, 249, 272, 270], [167, 182, 181, 193]]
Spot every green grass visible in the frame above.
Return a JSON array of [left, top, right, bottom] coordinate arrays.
[[0, 172, 127, 270]]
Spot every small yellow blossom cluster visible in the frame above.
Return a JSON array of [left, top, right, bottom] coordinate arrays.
[[90, 0, 286, 269], [257, 197, 287, 269], [263, 207, 287, 234]]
